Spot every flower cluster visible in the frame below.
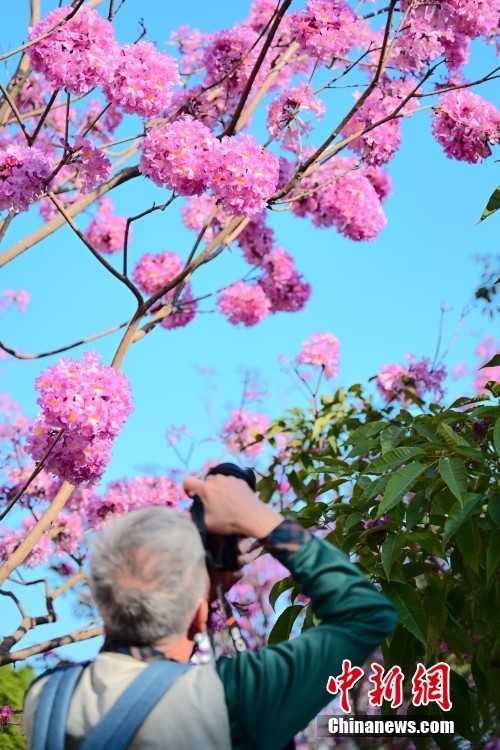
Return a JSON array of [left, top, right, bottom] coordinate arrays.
[[140, 117, 279, 216], [343, 79, 418, 166], [28, 7, 117, 94], [139, 115, 216, 196], [376, 356, 447, 404], [132, 252, 184, 296], [69, 137, 111, 193], [203, 26, 269, 101], [85, 475, 184, 528], [26, 352, 133, 484], [258, 248, 311, 313], [292, 0, 364, 62], [293, 160, 387, 242], [86, 198, 127, 255], [0, 144, 51, 213], [267, 83, 325, 153], [209, 134, 280, 216], [295, 333, 340, 379], [103, 41, 178, 118], [0, 288, 30, 314], [432, 89, 500, 163], [217, 282, 270, 326], [220, 408, 269, 456], [0, 705, 14, 726], [160, 284, 198, 330]]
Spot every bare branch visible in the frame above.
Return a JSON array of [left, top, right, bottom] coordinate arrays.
[[0, 429, 64, 523], [48, 193, 144, 306], [0, 164, 139, 268], [223, 0, 293, 137], [0, 320, 128, 361], [0, 626, 103, 666]]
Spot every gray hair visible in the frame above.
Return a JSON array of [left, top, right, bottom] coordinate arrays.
[[89, 507, 207, 644]]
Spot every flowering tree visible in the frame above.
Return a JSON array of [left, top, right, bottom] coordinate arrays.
[[1, 0, 500, 746]]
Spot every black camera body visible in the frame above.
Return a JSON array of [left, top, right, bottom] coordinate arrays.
[[189, 462, 256, 571]]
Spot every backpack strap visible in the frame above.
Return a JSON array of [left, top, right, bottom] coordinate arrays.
[[80, 660, 192, 750], [31, 664, 88, 750]]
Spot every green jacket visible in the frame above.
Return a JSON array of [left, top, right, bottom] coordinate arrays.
[[217, 528, 397, 750]]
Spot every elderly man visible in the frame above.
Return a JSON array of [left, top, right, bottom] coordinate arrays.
[[24, 472, 397, 750]]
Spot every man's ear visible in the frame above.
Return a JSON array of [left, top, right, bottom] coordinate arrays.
[[187, 598, 209, 640]]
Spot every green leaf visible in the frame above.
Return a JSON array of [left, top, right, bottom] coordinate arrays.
[[480, 353, 500, 369], [382, 581, 428, 643], [487, 531, 500, 586], [269, 575, 296, 611], [360, 475, 390, 504], [488, 491, 500, 527], [376, 463, 427, 518], [405, 489, 427, 529], [479, 185, 500, 222], [345, 512, 363, 530], [366, 447, 426, 475], [443, 494, 483, 546], [346, 420, 387, 444], [437, 422, 483, 461], [381, 534, 406, 579], [494, 416, 500, 457], [455, 516, 482, 573], [268, 604, 304, 645], [380, 426, 407, 453], [439, 457, 468, 503]]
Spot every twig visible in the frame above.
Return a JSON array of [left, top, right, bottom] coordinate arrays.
[[0, 429, 64, 523], [0, 320, 128, 360], [223, 0, 293, 137], [0, 163, 139, 267], [0, 83, 31, 142], [0, 626, 103, 665], [48, 193, 143, 306], [0, 0, 86, 62]]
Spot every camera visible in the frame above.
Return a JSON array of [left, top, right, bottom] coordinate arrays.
[[189, 462, 256, 571]]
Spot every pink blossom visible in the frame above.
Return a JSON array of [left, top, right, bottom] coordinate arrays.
[[139, 115, 218, 196], [432, 89, 500, 163], [0, 289, 30, 313], [237, 215, 275, 266], [19, 516, 53, 567], [160, 283, 197, 330], [258, 248, 311, 313], [217, 282, 271, 326], [26, 352, 132, 484], [103, 41, 178, 118], [78, 99, 123, 139], [292, 0, 364, 62], [221, 408, 269, 456], [0, 144, 51, 213], [343, 79, 418, 166], [363, 166, 393, 203], [26, 420, 114, 485], [51, 512, 84, 555], [69, 137, 111, 192], [295, 333, 340, 379], [203, 26, 270, 101], [132, 252, 184, 296], [170, 26, 207, 76], [267, 83, 325, 152], [207, 134, 280, 217], [377, 357, 446, 404], [0, 705, 14, 726], [86, 475, 184, 529], [86, 198, 127, 255], [28, 7, 117, 95]]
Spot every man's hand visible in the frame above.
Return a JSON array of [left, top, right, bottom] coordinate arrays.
[[183, 473, 283, 539]]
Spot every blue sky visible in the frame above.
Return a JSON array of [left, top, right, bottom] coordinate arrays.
[[1, 0, 499, 661]]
